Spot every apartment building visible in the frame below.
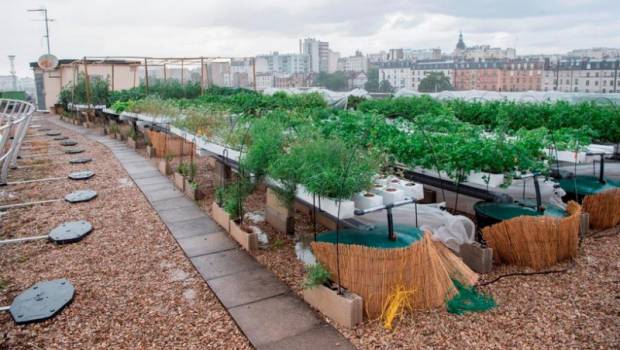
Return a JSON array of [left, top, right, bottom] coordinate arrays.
[[543, 59, 619, 93], [301, 38, 330, 73], [412, 61, 455, 90], [255, 52, 310, 75], [379, 62, 415, 90], [337, 51, 368, 73]]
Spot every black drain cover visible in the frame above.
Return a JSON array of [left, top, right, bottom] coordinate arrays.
[[9, 279, 75, 324], [46, 131, 61, 136], [65, 190, 97, 203], [69, 157, 92, 164], [60, 140, 78, 146], [64, 148, 84, 154], [53, 136, 69, 141], [68, 170, 94, 180], [48, 220, 93, 243]]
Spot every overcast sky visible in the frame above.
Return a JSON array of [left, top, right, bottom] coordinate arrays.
[[2, 0, 619, 77]]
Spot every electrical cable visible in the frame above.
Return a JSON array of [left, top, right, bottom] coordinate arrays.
[[476, 260, 575, 287]]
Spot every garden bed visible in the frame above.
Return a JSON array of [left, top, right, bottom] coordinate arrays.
[[0, 118, 250, 349]]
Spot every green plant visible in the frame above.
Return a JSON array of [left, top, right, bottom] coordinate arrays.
[[164, 153, 173, 162], [108, 122, 120, 135], [127, 128, 138, 141], [177, 162, 197, 180], [220, 179, 253, 220], [303, 263, 331, 289]]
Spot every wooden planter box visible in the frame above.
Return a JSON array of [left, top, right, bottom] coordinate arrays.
[[211, 202, 257, 254], [185, 179, 205, 200], [158, 159, 172, 176], [127, 138, 145, 150], [303, 283, 363, 328], [229, 219, 258, 254], [146, 145, 155, 158], [173, 172, 185, 191], [211, 202, 231, 230]]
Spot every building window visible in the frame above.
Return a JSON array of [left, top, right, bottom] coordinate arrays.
[[586, 80, 589, 86]]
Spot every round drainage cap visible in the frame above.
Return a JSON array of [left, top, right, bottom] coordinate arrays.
[[53, 136, 69, 141], [69, 157, 92, 164], [9, 278, 75, 324], [49, 220, 93, 244], [65, 189, 97, 203], [64, 147, 84, 154], [68, 170, 94, 180], [60, 140, 78, 146], [46, 131, 61, 136]]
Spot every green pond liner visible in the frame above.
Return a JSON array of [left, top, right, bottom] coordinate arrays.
[[315, 225, 423, 249], [558, 175, 620, 197], [474, 201, 568, 221], [446, 279, 496, 315]]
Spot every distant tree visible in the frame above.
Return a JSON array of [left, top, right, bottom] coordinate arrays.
[[378, 79, 394, 93], [418, 72, 453, 92], [315, 71, 347, 91], [364, 68, 379, 92]]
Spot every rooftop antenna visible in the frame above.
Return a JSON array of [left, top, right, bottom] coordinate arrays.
[[27, 8, 53, 55], [8, 55, 17, 90]]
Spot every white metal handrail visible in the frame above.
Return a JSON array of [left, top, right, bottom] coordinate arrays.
[[0, 99, 36, 185]]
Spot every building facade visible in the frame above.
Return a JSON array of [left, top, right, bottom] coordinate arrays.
[[338, 51, 369, 73], [543, 59, 619, 93], [255, 52, 310, 75], [301, 38, 330, 73], [30, 59, 140, 110]]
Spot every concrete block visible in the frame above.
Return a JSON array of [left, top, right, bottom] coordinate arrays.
[[459, 241, 493, 274], [303, 284, 363, 328], [174, 172, 185, 191], [265, 188, 294, 235]]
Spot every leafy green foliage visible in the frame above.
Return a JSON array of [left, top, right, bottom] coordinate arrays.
[[303, 263, 331, 289], [58, 73, 110, 106], [418, 72, 453, 93], [315, 71, 348, 91], [177, 162, 197, 180], [220, 179, 253, 220]]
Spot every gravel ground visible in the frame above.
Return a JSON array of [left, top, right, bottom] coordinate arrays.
[[188, 154, 620, 349], [0, 120, 251, 349]]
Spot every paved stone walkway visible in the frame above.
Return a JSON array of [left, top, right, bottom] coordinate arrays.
[[49, 117, 355, 350]]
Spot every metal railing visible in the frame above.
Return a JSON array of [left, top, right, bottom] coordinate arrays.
[[0, 99, 36, 185]]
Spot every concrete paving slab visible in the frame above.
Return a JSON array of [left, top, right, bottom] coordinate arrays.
[[191, 249, 261, 280], [133, 176, 170, 187], [258, 324, 356, 350], [151, 196, 196, 211], [138, 181, 176, 193], [229, 293, 322, 348], [177, 232, 236, 257], [158, 205, 205, 224], [130, 169, 162, 180], [207, 268, 289, 308], [166, 217, 222, 239], [145, 188, 184, 202]]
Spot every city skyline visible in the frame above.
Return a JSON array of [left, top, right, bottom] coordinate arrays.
[[2, 0, 620, 77]]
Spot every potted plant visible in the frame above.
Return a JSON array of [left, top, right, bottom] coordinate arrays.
[[183, 162, 203, 200]]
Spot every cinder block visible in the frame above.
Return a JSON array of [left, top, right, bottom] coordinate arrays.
[[266, 188, 294, 235], [303, 284, 363, 328], [459, 242, 493, 274], [266, 206, 294, 235]]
